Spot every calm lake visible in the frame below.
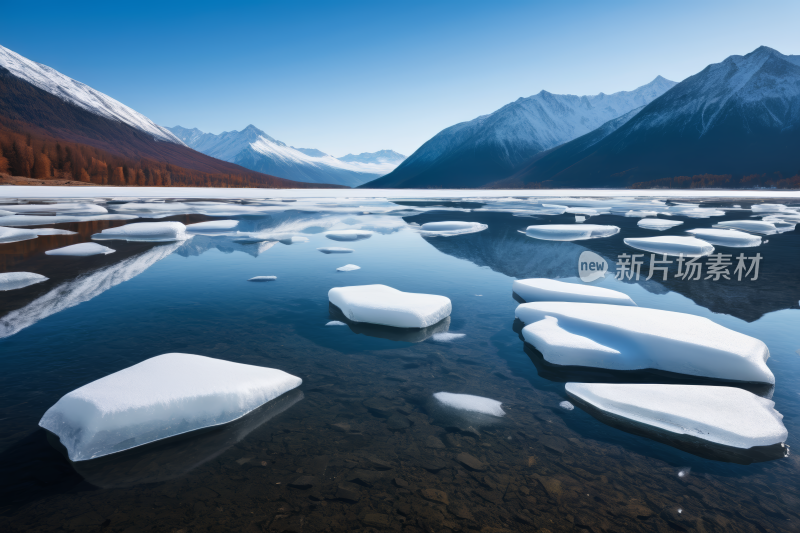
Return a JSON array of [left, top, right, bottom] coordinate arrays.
[[0, 195, 798, 532]]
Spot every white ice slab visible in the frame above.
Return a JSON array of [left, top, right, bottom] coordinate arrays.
[[248, 276, 277, 281], [0, 214, 137, 226], [512, 278, 636, 306], [624, 236, 714, 257], [92, 222, 190, 242], [336, 264, 361, 272], [525, 224, 619, 241], [566, 383, 787, 449], [45, 242, 115, 256], [39, 353, 302, 461], [0, 203, 107, 215], [0, 272, 48, 291], [324, 229, 373, 241], [328, 284, 451, 328], [637, 219, 684, 231], [625, 210, 659, 217], [417, 221, 487, 237], [431, 332, 466, 342], [186, 220, 240, 234], [0, 226, 37, 243], [686, 229, 762, 247], [716, 220, 777, 235], [433, 392, 505, 417], [515, 302, 773, 384], [317, 247, 354, 254], [325, 321, 346, 326], [750, 203, 787, 213]]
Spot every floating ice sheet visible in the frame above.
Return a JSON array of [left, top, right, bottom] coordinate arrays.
[[93, 222, 190, 242], [566, 383, 787, 449], [336, 264, 361, 272], [248, 276, 277, 281], [32, 228, 77, 236], [624, 236, 714, 257], [686, 229, 762, 247], [433, 392, 505, 417], [329, 284, 451, 328], [515, 302, 774, 384], [431, 332, 466, 342], [186, 220, 240, 235], [317, 247, 354, 254], [512, 278, 635, 306], [45, 243, 115, 256], [325, 321, 346, 326], [324, 229, 373, 241], [637, 219, 684, 231], [715, 220, 778, 235], [0, 226, 37, 243], [39, 353, 303, 461], [0, 203, 107, 215], [0, 214, 138, 226], [416, 221, 488, 237], [750, 203, 788, 213], [525, 224, 619, 241], [0, 272, 48, 291]]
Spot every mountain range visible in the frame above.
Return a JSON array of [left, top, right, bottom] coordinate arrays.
[[168, 125, 405, 187]]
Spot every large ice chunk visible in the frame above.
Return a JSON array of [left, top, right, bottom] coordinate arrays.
[[417, 221, 488, 237], [686, 229, 762, 247], [566, 383, 787, 449], [92, 222, 190, 242], [525, 224, 619, 241], [433, 392, 505, 416], [512, 278, 636, 306], [39, 353, 303, 461], [325, 229, 373, 241], [715, 220, 777, 235], [0, 226, 38, 243], [624, 236, 714, 257], [329, 284, 451, 328], [186, 220, 240, 235], [637, 219, 683, 231], [317, 247, 354, 254], [0, 272, 48, 291], [45, 243, 115, 256], [515, 302, 773, 384]]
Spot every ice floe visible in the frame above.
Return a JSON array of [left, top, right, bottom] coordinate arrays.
[[0, 203, 107, 215], [45, 243, 116, 256], [525, 224, 620, 241], [686, 229, 762, 247], [515, 302, 774, 384], [625, 210, 660, 218], [324, 229, 373, 241], [0, 272, 48, 291], [317, 247, 354, 254], [329, 284, 451, 329], [565, 383, 787, 449], [32, 228, 77, 236], [432, 392, 505, 417], [39, 353, 303, 461], [637, 219, 684, 231], [336, 264, 361, 272], [92, 222, 190, 242], [248, 276, 277, 281], [715, 220, 778, 235], [512, 278, 636, 306], [416, 221, 488, 237], [0, 226, 38, 243], [0, 214, 138, 226], [326, 321, 346, 326], [431, 332, 466, 342], [185, 220, 240, 235], [623, 236, 714, 257], [750, 203, 789, 213]]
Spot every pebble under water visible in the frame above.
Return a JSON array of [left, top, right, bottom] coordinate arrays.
[[0, 197, 799, 532]]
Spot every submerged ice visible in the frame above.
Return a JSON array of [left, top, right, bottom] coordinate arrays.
[[433, 392, 505, 417]]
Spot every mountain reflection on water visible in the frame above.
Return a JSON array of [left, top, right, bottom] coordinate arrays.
[[0, 196, 798, 532]]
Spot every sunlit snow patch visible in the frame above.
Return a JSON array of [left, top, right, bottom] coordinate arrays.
[[329, 284, 451, 328], [416, 221, 487, 237], [525, 224, 619, 241], [515, 302, 774, 384], [39, 353, 302, 461], [637, 219, 683, 231], [566, 383, 787, 450], [512, 278, 635, 306], [317, 247, 354, 254], [45, 243, 115, 256], [686, 229, 762, 247], [336, 264, 361, 272], [248, 276, 277, 281], [0, 272, 48, 291], [0, 226, 38, 243], [92, 221, 190, 242], [624, 236, 714, 257], [433, 392, 505, 417]]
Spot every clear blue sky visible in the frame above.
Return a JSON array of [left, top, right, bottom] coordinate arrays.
[[2, 0, 799, 157]]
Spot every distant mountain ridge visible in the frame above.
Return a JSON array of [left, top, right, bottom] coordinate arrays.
[[363, 76, 677, 188], [169, 125, 405, 187], [511, 46, 800, 187]]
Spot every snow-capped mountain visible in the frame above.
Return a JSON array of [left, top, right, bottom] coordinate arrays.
[[513, 46, 800, 187], [364, 76, 677, 188], [168, 125, 405, 187], [0, 44, 184, 145]]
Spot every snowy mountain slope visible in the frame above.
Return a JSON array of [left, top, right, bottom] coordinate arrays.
[[169, 125, 406, 187], [0, 44, 184, 145], [364, 76, 676, 188], [513, 46, 800, 187]]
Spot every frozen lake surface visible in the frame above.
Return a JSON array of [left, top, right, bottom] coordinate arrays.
[[0, 193, 799, 532]]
